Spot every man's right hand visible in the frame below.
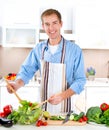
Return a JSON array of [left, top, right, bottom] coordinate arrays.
[[6, 79, 24, 93], [6, 81, 18, 93]]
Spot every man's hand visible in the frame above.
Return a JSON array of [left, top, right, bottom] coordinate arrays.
[[48, 93, 63, 105], [48, 88, 75, 105], [6, 79, 24, 93]]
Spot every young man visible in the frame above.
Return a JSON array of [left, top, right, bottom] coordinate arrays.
[[6, 9, 86, 113]]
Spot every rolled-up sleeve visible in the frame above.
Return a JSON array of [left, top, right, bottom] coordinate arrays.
[[16, 47, 39, 84], [65, 41, 86, 94]]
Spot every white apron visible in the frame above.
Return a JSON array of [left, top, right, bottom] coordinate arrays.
[[40, 39, 86, 114]]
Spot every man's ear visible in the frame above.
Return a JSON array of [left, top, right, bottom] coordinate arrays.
[[42, 23, 44, 29], [60, 21, 63, 27]]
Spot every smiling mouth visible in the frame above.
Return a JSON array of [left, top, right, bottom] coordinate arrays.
[[49, 30, 56, 34]]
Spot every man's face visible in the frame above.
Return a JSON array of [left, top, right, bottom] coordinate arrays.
[[42, 14, 63, 40]]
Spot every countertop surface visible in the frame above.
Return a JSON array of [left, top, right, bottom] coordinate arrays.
[[0, 124, 109, 130], [0, 78, 109, 87], [0, 79, 40, 87], [86, 78, 109, 87]]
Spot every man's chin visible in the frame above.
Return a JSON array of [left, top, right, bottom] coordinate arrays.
[[49, 37, 57, 40]]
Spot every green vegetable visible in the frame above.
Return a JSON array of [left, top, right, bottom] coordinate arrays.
[[7, 100, 42, 124], [69, 114, 74, 120], [50, 115, 65, 120], [100, 108, 109, 126], [7, 110, 20, 124], [50, 115, 58, 120], [73, 112, 85, 121], [86, 106, 102, 124]]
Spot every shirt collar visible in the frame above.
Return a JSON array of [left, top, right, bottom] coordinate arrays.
[[45, 37, 64, 52]]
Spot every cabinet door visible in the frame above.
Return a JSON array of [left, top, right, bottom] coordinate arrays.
[[3, 1, 38, 25], [76, 1, 109, 49], [86, 86, 109, 110], [0, 86, 41, 111], [2, 26, 37, 48]]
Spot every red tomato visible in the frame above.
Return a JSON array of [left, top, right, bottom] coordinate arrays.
[[42, 121, 48, 126], [36, 120, 43, 127], [3, 105, 13, 116], [36, 122, 41, 127], [0, 112, 6, 117], [78, 118, 84, 122], [36, 120, 48, 127], [100, 103, 109, 111], [82, 116, 88, 121], [29, 102, 33, 106], [13, 73, 17, 76]]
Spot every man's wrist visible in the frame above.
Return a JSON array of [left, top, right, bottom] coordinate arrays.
[[62, 88, 75, 100], [15, 79, 24, 88]]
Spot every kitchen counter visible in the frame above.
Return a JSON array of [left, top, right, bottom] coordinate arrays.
[[0, 78, 109, 87], [0, 79, 40, 87], [0, 124, 109, 130], [85, 78, 109, 87]]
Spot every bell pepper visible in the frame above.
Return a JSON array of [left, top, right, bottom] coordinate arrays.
[[3, 105, 13, 116], [0, 112, 6, 118], [100, 103, 109, 111]]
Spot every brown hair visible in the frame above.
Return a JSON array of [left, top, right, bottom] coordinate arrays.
[[41, 8, 62, 23]]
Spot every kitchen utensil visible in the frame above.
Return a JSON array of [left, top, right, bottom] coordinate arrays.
[[32, 100, 48, 110], [62, 111, 73, 124], [5, 79, 22, 102], [37, 100, 48, 107]]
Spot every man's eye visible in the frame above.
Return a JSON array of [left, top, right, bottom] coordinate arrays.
[[45, 23, 49, 26], [53, 22, 58, 25]]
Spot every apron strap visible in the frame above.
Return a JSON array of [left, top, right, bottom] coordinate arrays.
[[41, 61, 49, 111], [61, 39, 71, 112], [42, 39, 49, 60], [63, 83, 71, 112], [60, 38, 66, 63]]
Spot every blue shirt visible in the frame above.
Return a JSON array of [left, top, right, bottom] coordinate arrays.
[[16, 37, 86, 94]]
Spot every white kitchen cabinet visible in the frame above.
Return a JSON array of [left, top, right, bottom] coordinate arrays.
[[1, 0, 109, 49], [2, 25, 39, 48], [1, 0, 76, 48], [2, 24, 76, 48], [0, 82, 41, 111], [86, 82, 109, 110], [75, 0, 109, 49]]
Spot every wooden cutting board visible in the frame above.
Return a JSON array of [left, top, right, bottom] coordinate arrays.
[[47, 120, 86, 126]]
